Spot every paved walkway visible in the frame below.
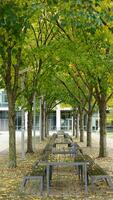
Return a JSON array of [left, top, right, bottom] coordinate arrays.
[[0, 131, 26, 154], [91, 131, 113, 150], [0, 131, 113, 155], [0, 132, 8, 152]]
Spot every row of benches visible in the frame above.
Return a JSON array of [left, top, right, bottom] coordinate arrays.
[[20, 132, 75, 194], [20, 134, 57, 194], [20, 133, 113, 195]]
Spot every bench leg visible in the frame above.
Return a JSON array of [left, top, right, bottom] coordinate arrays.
[[91, 176, 95, 190], [49, 166, 53, 186], [20, 177, 29, 192], [90, 175, 113, 190], [77, 166, 83, 182], [91, 176, 105, 189], [40, 177, 44, 195], [74, 166, 79, 176], [87, 173, 90, 185], [106, 177, 113, 189], [80, 166, 86, 183], [20, 176, 44, 195]]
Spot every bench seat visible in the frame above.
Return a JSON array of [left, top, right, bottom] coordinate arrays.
[[79, 154, 113, 189], [20, 164, 46, 194], [87, 162, 113, 189]]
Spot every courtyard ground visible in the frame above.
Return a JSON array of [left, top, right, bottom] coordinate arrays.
[[0, 132, 113, 199]]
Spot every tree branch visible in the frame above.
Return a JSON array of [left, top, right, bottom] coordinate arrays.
[[68, 70, 88, 101], [31, 24, 39, 47], [56, 76, 81, 105], [56, 20, 72, 41]]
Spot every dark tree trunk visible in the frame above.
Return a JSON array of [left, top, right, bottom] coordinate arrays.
[[86, 92, 94, 147], [87, 112, 92, 147], [8, 94, 16, 168], [79, 109, 84, 142], [26, 99, 34, 153], [72, 108, 76, 137], [76, 110, 79, 138], [43, 101, 46, 138], [5, 47, 21, 168], [45, 113, 49, 137], [40, 97, 44, 140], [99, 95, 107, 157]]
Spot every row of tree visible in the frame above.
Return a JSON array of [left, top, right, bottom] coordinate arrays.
[[0, 0, 113, 168]]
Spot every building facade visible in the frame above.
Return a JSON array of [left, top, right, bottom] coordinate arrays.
[[2, 90, 111, 133], [0, 90, 73, 132]]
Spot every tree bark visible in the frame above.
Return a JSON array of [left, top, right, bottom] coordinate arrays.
[[79, 109, 84, 142], [8, 94, 16, 168], [86, 91, 94, 147], [45, 113, 49, 137], [76, 110, 79, 138], [72, 108, 76, 137], [40, 97, 44, 141], [5, 47, 21, 168], [26, 99, 34, 153], [99, 95, 107, 157], [43, 101, 46, 138], [87, 112, 92, 147]]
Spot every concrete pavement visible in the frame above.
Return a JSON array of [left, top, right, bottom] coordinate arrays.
[[0, 131, 27, 154], [0, 131, 113, 155]]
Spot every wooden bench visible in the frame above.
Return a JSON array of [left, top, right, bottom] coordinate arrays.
[[87, 161, 113, 189], [57, 130, 65, 136], [69, 143, 83, 156], [77, 154, 113, 190], [75, 143, 83, 155], [20, 158, 53, 195], [53, 134, 73, 148], [64, 133, 73, 141], [20, 164, 46, 195], [20, 135, 56, 194]]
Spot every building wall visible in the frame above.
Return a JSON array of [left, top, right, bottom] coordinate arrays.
[[0, 90, 73, 131], [0, 90, 102, 133], [0, 90, 103, 132]]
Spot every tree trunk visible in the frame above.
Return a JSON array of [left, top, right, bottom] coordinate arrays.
[[86, 92, 93, 147], [87, 112, 92, 147], [43, 101, 46, 138], [76, 111, 79, 138], [72, 108, 76, 137], [99, 96, 107, 157], [79, 109, 84, 142], [45, 113, 49, 137], [40, 97, 44, 140], [26, 101, 34, 153], [8, 94, 16, 168], [5, 47, 21, 168]]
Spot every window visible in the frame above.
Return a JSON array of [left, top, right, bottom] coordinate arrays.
[[15, 111, 22, 130], [0, 111, 8, 119], [61, 111, 72, 130], [0, 111, 8, 131], [0, 91, 8, 107], [48, 111, 56, 130]]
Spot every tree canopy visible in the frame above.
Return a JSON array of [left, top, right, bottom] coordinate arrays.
[[1, 0, 113, 166]]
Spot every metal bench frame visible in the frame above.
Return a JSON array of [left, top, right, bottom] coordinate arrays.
[[20, 175, 44, 195], [78, 154, 113, 190], [90, 174, 113, 189]]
